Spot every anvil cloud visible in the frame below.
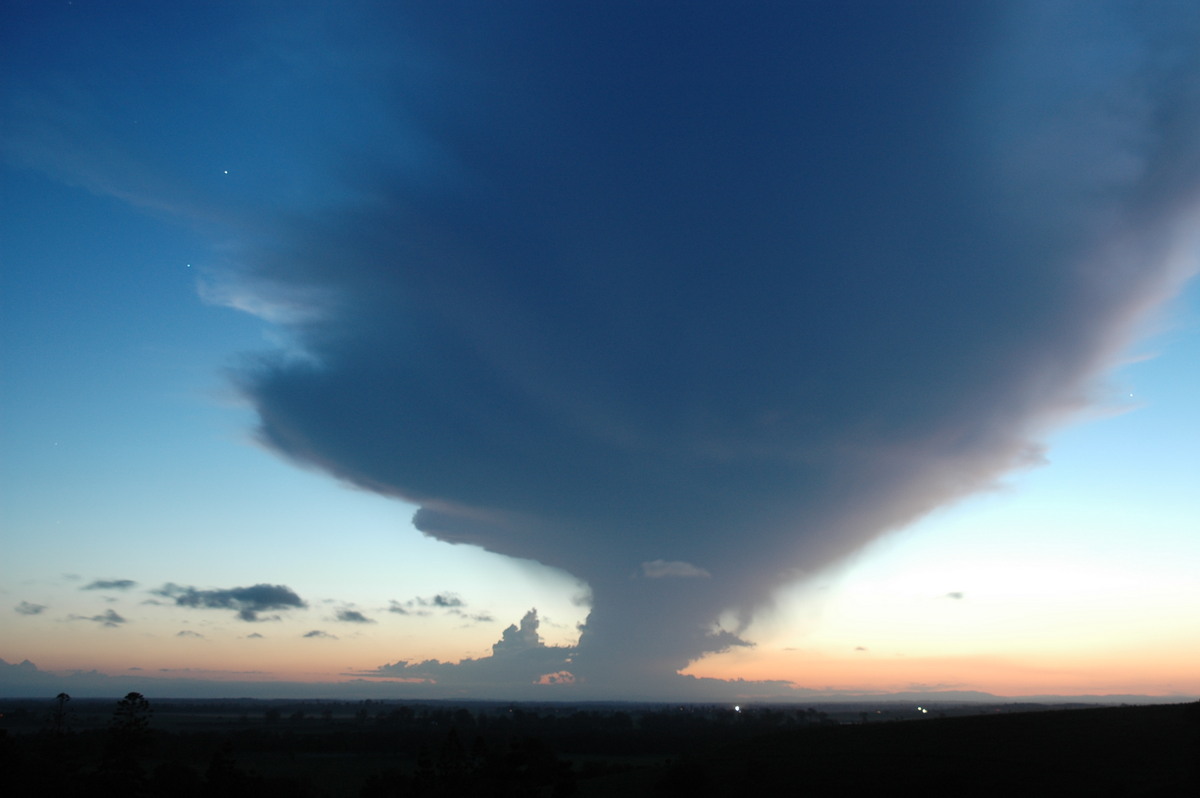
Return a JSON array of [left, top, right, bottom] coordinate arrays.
[[219, 3, 1200, 692]]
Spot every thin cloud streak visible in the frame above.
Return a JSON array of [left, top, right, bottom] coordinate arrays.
[[68, 609, 126, 628], [82, 579, 137, 591]]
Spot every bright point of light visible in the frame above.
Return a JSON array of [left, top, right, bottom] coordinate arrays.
[[734, 705, 740, 713]]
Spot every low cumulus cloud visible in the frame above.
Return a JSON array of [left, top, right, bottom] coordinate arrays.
[[358, 610, 572, 689], [176, 630, 204, 639], [335, 608, 375, 624], [153, 583, 306, 621], [82, 579, 137, 591], [69, 609, 125, 627], [15, 601, 47, 616], [303, 629, 336, 639], [419, 594, 465, 609], [389, 593, 469, 616]]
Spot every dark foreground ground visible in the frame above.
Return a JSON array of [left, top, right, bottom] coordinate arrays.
[[2, 697, 1196, 796]]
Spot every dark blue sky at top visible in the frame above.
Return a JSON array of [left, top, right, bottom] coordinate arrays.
[[4, 2, 1200, 692]]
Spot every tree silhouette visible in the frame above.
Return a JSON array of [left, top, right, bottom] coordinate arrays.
[[98, 692, 153, 795], [108, 692, 153, 757], [48, 692, 71, 735], [113, 693, 152, 736]]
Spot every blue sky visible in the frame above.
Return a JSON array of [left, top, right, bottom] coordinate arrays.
[[2, 1, 1198, 701]]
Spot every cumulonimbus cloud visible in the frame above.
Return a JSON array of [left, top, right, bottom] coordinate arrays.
[[204, 3, 1200, 692]]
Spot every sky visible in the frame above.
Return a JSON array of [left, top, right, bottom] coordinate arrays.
[[2, 1, 1199, 702]]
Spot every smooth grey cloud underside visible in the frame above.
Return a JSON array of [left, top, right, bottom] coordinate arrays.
[[231, 4, 1200, 691]]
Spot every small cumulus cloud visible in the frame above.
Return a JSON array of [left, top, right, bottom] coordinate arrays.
[[69, 609, 125, 627], [537, 671, 576, 685], [418, 593, 465, 608], [855, 646, 868, 652], [303, 629, 337, 639], [246, 632, 265, 639], [15, 601, 47, 616], [390, 593, 468, 616], [176, 630, 205, 638], [335, 608, 375, 624], [153, 582, 306, 621], [82, 579, 137, 591], [943, 592, 965, 600], [641, 560, 711, 579], [445, 607, 495, 623]]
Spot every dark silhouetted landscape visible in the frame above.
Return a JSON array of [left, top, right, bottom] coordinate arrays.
[[3, 693, 1196, 796]]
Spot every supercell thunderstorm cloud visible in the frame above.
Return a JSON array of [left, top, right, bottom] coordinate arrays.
[[230, 3, 1200, 692]]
